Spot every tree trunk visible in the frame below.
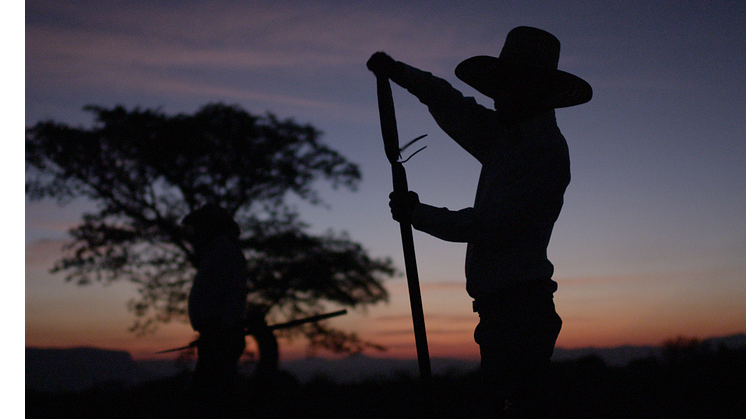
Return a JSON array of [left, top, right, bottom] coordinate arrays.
[[246, 312, 279, 378]]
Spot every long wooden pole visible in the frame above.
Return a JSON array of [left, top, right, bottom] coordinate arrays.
[[154, 310, 348, 354], [376, 75, 432, 388]]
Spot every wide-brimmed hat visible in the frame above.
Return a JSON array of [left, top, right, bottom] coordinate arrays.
[[455, 26, 592, 108], [182, 203, 240, 240]]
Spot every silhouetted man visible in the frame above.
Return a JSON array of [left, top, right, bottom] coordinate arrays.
[[182, 204, 249, 416], [368, 27, 592, 418]]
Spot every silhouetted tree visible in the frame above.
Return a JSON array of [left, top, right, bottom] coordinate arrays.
[[26, 103, 393, 370], [661, 336, 711, 365]]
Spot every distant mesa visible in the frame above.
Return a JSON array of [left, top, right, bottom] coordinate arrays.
[[26, 347, 152, 392]]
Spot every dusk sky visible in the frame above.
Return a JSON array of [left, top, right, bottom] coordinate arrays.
[[24, 0, 745, 362]]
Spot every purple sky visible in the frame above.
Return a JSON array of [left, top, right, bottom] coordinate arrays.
[[24, 0, 746, 360]]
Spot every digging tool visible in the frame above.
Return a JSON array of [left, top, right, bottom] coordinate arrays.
[[155, 309, 348, 354], [375, 74, 432, 389]]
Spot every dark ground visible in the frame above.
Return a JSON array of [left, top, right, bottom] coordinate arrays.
[[27, 346, 745, 419]]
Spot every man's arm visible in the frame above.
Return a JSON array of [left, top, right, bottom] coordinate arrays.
[[368, 52, 507, 164], [390, 191, 560, 246], [389, 191, 515, 244]]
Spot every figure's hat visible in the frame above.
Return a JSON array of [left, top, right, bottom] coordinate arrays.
[[182, 204, 240, 239], [455, 26, 592, 108]]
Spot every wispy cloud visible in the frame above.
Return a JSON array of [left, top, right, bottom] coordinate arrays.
[[26, 0, 501, 87], [25, 239, 66, 267]]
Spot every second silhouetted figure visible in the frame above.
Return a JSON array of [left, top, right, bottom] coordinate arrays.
[[182, 204, 249, 417]]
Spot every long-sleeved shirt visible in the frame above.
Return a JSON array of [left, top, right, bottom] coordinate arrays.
[[188, 235, 249, 333], [391, 62, 570, 297]]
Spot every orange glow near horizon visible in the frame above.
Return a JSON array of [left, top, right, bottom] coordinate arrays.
[[25, 274, 746, 362], [25, 222, 746, 362]]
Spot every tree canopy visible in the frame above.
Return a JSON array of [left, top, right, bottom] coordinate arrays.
[[26, 103, 393, 358]]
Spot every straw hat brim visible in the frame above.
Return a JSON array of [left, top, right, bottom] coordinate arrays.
[[455, 55, 592, 109]]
